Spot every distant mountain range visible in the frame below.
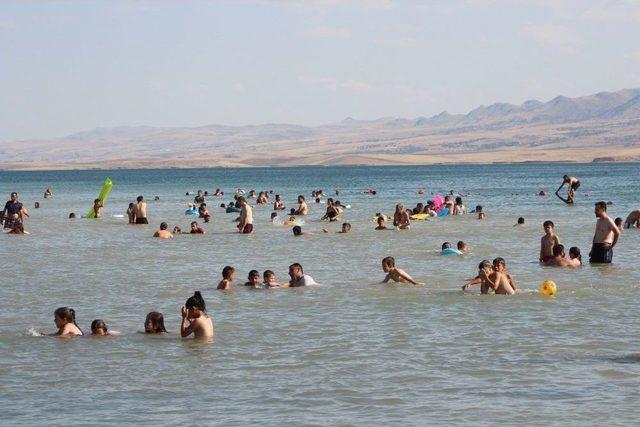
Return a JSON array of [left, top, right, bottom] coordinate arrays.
[[2, 88, 640, 169]]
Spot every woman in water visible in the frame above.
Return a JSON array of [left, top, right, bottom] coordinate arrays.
[[50, 307, 83, 336], [144, 312, 168, 334], [91, 319, 109, 336], [181, 292, 214, 338]]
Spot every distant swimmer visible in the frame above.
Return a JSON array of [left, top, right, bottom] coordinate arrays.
[[544, 244, 576, 267], [381, 256, 423, 285], [244, 270, 261, 288], [217, 266, 235, 290], [49, 307, 83, 337], [135, 196, 148, 224], [237, 197, 253, 234], [262, 270, 282, 288], [623, 209, 640, 229], [273, 194, 286, 210], [457, 241, 467, 253], [482, 258, 516, 295], [589, 201, 620, 264], [153, 222, 174, 239], [144, 312, 168, 334], [475, 205, 485, 220], [44, 188, 53, 198], [556, 175, 580, 204], [91, 319, 109, 336], [190, 221, 205, 234], [288, 263, 317, 287], [181, 291, 214, 339], [295, 195, 309, 215], [569, 246, 583, 266], [375, 216, 388, 230], [393, 204, 411, 229], [514, 217, 525, 227], [92, 198, 103, 219]]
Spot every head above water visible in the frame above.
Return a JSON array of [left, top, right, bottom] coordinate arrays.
[[552, 244, 565, 257], [160, 222, 168, 230], [517, 217, 525, 224], [292, 225, 302, 236], [185, 291, 206, 313], [382, 256, 395, 268], [222, 265, 235, 279], [145, 311, 167, 333], [91, 319, 108, 335], [442, 242, 451, 250]]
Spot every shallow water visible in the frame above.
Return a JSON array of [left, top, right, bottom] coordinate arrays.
[[1, 163, 639, 425]]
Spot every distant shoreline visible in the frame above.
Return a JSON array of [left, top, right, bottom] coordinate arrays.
[[1, 158, 638, 173]]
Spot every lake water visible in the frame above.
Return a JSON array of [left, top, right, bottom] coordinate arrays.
[[1, 163, 639, 425]]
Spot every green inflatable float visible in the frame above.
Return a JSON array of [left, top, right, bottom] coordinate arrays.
[[86, 178, 113, 218]]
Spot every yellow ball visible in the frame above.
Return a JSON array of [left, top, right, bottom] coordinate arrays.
[[540, 280, 557, 296]]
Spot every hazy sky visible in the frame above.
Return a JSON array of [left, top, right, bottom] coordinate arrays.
[[2, 0, 640, 140]]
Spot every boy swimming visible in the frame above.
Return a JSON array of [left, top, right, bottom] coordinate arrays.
[[381, 256, 422, 285], [217, 266, 235, 290]]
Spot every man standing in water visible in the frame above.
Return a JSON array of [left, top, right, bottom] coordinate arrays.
[[555, 175, 580, 204], [589, 201, 620, 264], [237, 197, 253, 234], [135, 195, 148, 224]]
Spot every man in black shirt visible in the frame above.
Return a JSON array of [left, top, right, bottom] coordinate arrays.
[[2, 192, 29, 229]]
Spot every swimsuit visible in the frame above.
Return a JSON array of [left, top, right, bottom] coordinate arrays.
[[135, 217, 148, 224], [589, 243, 613, 264], [240, 224, 253, 234]]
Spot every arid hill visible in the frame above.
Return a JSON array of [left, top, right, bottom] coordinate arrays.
[[2, 88, 640, 170]]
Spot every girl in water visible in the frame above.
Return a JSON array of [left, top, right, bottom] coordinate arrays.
[[50, 307, 83, 336], [91, 319, 109, 336], [181, 291, 214, 338], [144, 312, 168, 334]]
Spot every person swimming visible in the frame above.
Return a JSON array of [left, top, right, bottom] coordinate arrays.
[[91, 319, 109, 336], [381, 256, 422, 285], [181, 291, 214, 338], [217, 265, 235, 290], [50, 307, 83, 336], [244, 270, 261, 288], [144, 312, 168, 334]]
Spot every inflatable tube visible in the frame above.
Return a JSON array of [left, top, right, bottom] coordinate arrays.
[[437, 208, 449, 217], [185, 209, 198, 216], [441, 248, 462, 255], [410, 213, 430, 221], [372, 214, 391, 222], [86, 178, 112, 218]]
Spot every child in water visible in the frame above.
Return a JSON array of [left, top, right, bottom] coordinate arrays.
[[91, 319, 109, 336], [217, 266, 235, 290], [475, 205, 485, 220], [50, 307, 83, 336], [375, 216, 388, 230], [569, 246, 582, 266], [144, 312, 168, 334], [539, 220, 560, 263], [263, 270, 282, 288], [244, 270, 261, 288], [381, 256, 423, 285], [181, 291, 214, 338]]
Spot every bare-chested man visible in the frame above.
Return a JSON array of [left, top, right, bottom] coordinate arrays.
[[393, 204, 411, 229], [589, 201, 620, 264], [295, 195, 308, 216], [624, 209, 640, 229], [544, 244, 575, 267], [555, 175, 580, 204], [153, 222, 174, 239]]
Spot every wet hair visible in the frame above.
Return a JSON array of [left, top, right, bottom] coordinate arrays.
[[11, 192, 17, 197], [492, 257, 505, 267], [248, 270, 260, 279], [552, 244, 565, 256], [263, 270, 275, 280], [342, 223, 351, 231], [290, 208, 296, 215], [289, 263, 303, 273], [185, 291, 206, 312], [382, 256, 395, 267], [478, 260, 492, 270], [475, 205, 483, 212], [191, 221, 198, 226], [55, 307, 83, 334], [270, 212, 278, 219], [442, 242, 451, 249], [145, 312, 167, 333], [91, 319, 108, 334], [204, 214, 211, 222], [543, 220, 554, 229], [173, 226, 182, 233], [457, 241, 466, 250], [517, 217, 525, 224], [455, 196, 463, 205], [220, 203, 226, 208], [298, 195, 305, 202], [595, 201, 607, 211], [563, 174, 569, 180], [614, 217, 623, 226], [69, 213, 77, 218], [160, 222, 168, 230], [34, 202, 40, 208], [569, 246, 582, 264], [237, 196, 246, 204], [377, 216, 384, 224], [128, 202, 135, 209], [292, 225, 302, 236], [315, 198, 321, 203], [137, 195, 143, 202], [222, 265, 235, 278]]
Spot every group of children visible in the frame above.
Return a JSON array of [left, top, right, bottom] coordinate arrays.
[[48, 292, 214, 339], [216, 263, 317, 289]]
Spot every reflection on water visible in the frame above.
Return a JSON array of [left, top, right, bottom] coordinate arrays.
[[1, 163, 640, 424]]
